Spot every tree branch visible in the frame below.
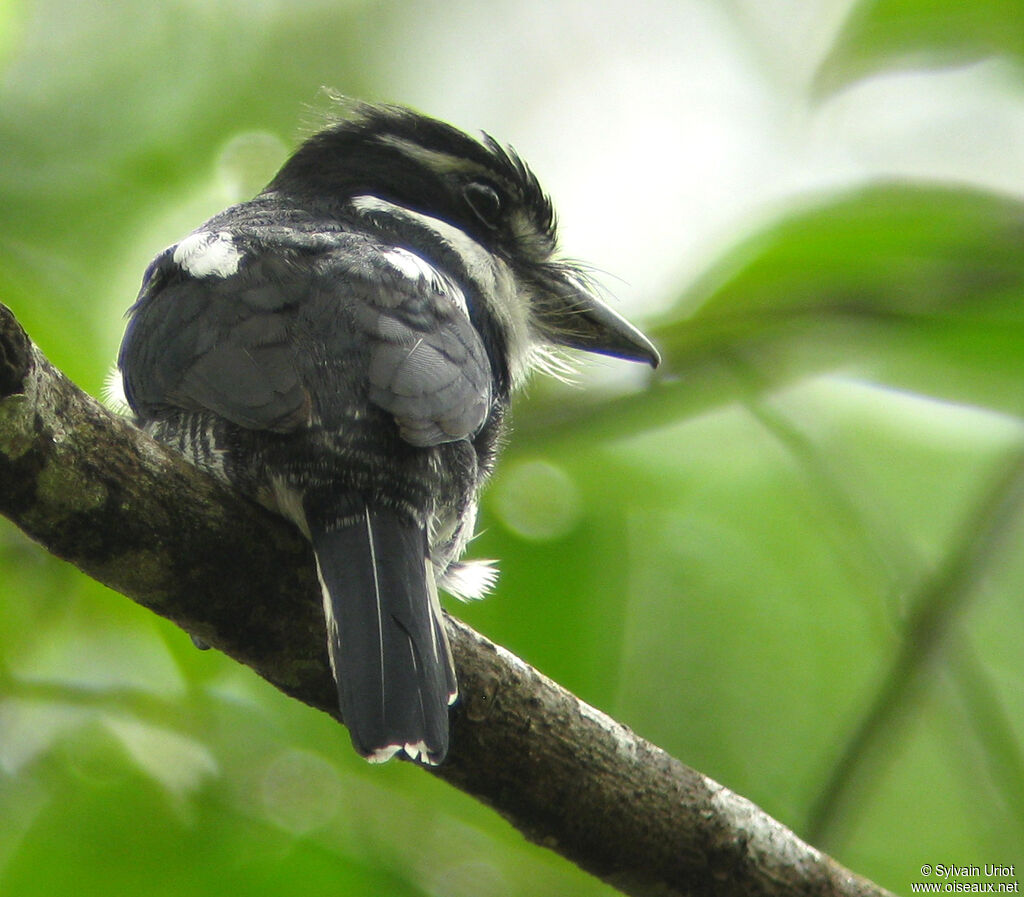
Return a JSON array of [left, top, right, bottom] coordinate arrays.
[[0, 302, 894, 897]]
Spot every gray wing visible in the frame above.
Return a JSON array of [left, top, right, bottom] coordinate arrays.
[[356, 248, 493, 446], [119, 231, 493, 446]]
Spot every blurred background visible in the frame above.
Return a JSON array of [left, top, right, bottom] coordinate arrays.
[[2, 0, 1024, 894]]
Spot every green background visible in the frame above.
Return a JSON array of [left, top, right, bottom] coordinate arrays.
[[2, 1, 1023, 894]]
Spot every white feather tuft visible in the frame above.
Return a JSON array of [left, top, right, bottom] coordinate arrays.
[[440, 558, 499, 601], [102, 365, 132, 416]]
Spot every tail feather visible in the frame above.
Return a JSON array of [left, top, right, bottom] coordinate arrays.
[[308, 502, 456, 765]]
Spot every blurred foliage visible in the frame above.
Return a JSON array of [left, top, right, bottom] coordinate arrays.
[[2, 1, 1024, 896], [817, 0, 1024, 94]]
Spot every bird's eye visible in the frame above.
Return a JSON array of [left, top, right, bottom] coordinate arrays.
[[463, 181, 502, 229]]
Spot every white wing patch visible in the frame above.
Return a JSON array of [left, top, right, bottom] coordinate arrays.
[[381, 246, 469, 316], [382, 246, 438, 284], [173, 231, 243, 278]]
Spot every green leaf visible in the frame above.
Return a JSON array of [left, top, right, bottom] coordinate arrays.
[[816, 0, 1024, 96], [645, 183, 1024, 419]]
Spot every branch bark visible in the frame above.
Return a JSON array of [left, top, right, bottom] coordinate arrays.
[[0, 302, 894, 897]]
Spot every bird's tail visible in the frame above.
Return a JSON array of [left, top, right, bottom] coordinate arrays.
[[305, 500, 457, 765]]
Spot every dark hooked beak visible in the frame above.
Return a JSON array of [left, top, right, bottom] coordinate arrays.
[[533, 267, 661, 367]]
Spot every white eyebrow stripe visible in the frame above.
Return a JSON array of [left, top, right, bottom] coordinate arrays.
[[375, 134, 490, 178]]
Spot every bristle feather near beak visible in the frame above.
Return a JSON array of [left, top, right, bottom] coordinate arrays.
[[531, 266, 660, 368]]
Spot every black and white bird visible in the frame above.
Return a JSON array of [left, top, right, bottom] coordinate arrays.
[[118, 102, 659, 765]]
